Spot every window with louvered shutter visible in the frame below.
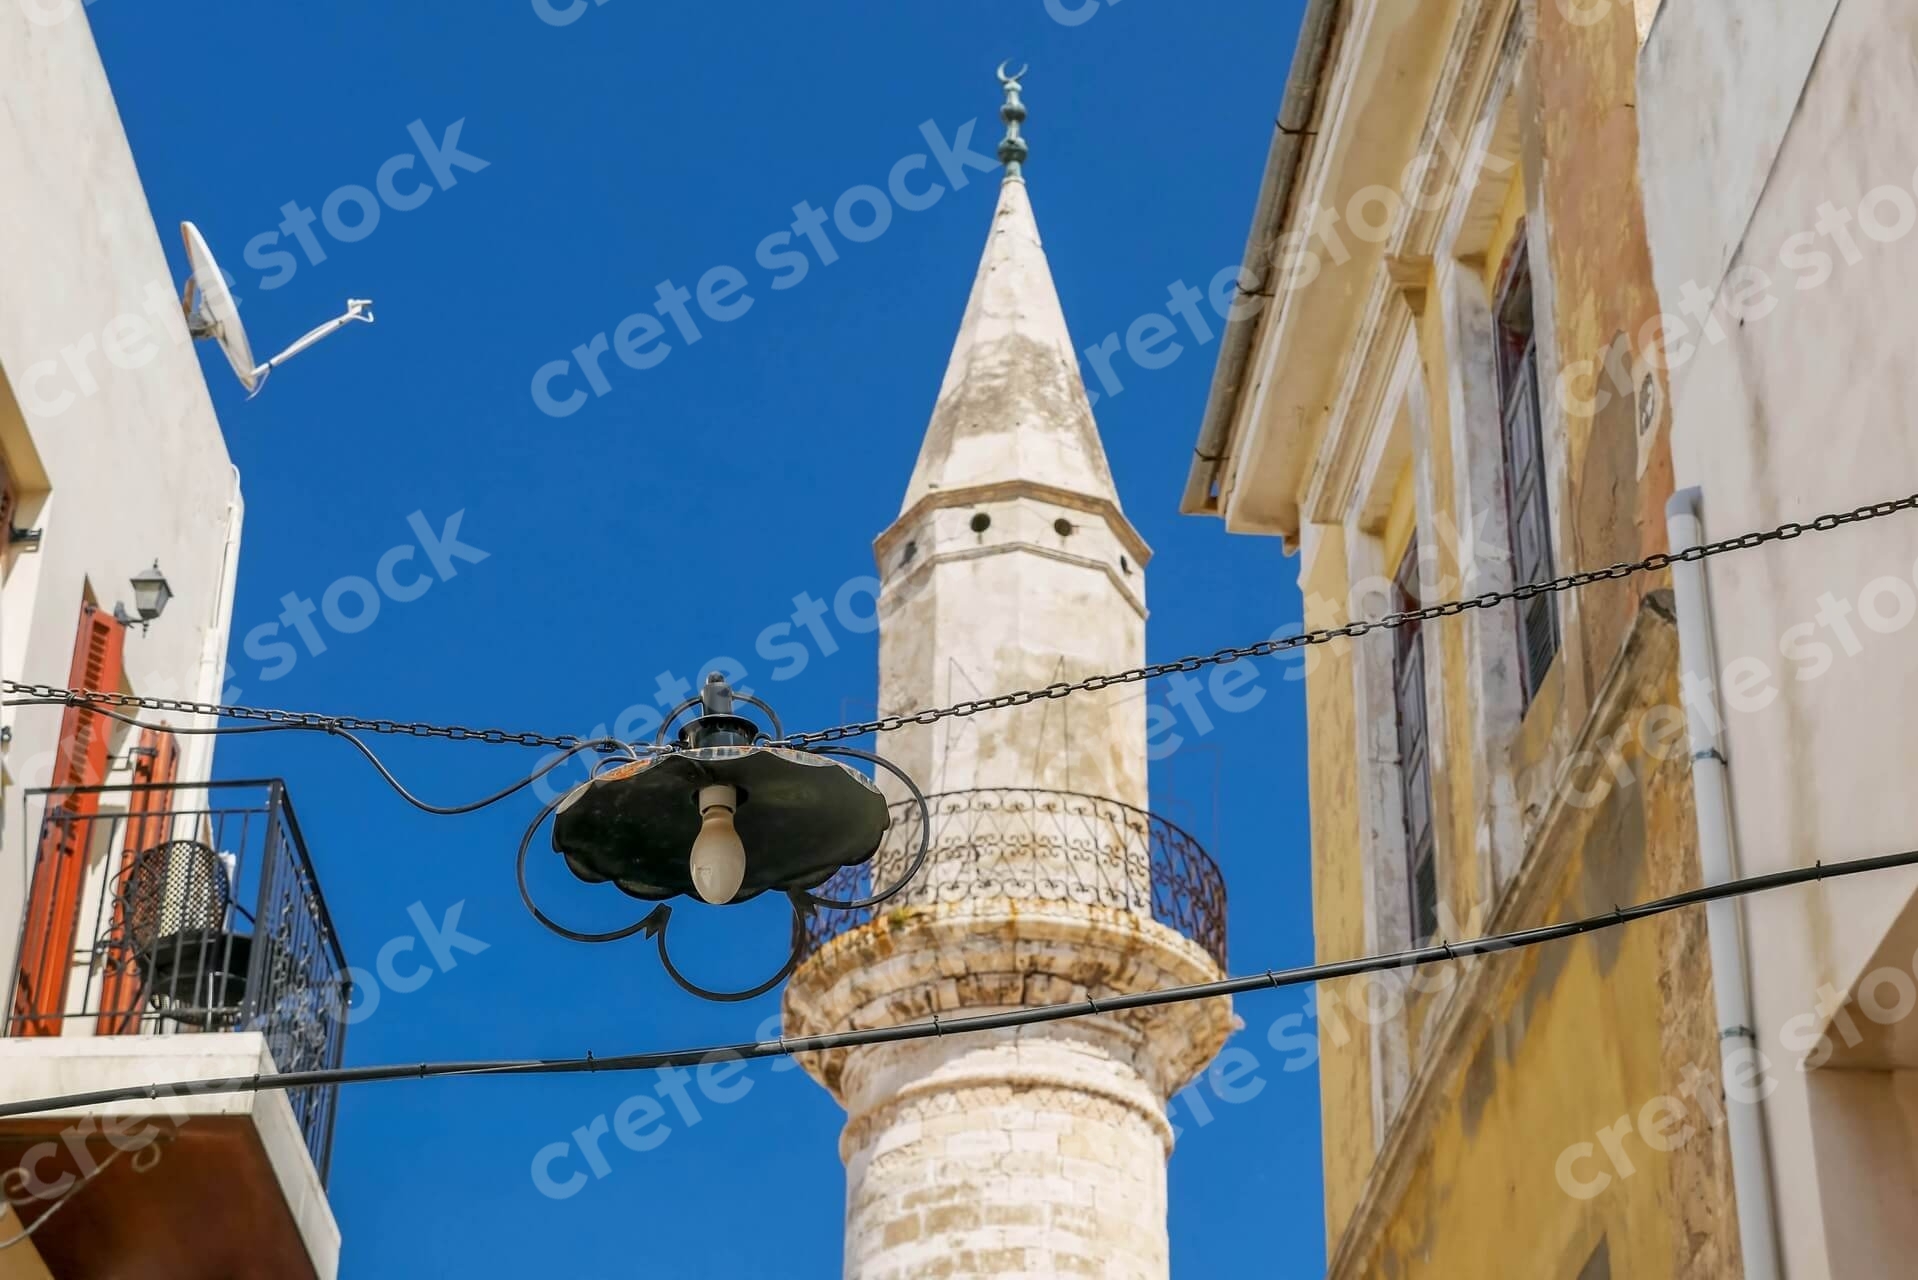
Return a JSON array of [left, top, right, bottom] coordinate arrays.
[[11, 603, 127, 1036], [1393, 538, 1439, 944], [96, 727, 180, 1035], [1495, 234, 1560, 705], [0, 452, 13, 557]]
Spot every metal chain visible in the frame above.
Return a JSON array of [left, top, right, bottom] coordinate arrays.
[[778, 492, 1918, 747], [7, 493, 1914, 753], [0, 684, 587, 750]]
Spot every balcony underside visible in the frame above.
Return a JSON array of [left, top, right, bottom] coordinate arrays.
[[0, 1034, 338, 1280], [1, 1118, 315, 1279], [785, 895, 1234, 1108]]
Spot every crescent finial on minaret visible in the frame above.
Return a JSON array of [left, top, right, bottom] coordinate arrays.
[[997, 60, 1030, 179]]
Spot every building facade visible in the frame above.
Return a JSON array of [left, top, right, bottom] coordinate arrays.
[[1187, 1, 1747, 1275], [782, 80, 1232, 1280], [1638, 1, 1918, 1274], [0, 9, 347, 1277]]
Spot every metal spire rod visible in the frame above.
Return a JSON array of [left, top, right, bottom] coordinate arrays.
[[997, 60, 1030, 179]]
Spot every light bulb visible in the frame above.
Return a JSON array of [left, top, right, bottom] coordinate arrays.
[[689, 784, 746, 905]]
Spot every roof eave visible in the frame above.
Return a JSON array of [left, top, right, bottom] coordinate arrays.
[[1182, 0, 1345, 531]]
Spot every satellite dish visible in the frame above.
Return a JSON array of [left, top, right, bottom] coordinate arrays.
[[180, 221, 374, 397]]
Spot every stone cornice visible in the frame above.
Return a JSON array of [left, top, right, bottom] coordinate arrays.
[[1302, 270, 1414, 529], [878, 539, 1149, 622], [876, 480, 1153, 567], [1393, 0, 1525, 261], [1384, 253, 1433, 317], [1299, 0, 1523, 537], [1325, 592, 1679, 1278], [783, 897, 1231, 1111]]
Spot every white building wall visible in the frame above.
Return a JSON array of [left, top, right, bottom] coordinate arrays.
[[0, 7, 241, 994], [1639, 2, 1918, 1275], [876, 492, 1148, 809]]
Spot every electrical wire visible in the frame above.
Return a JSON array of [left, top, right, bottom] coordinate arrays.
[[8, 689, 662, 951], [2, 841, 1911, 1122], [0, 683, 588, 749], [0, 696, 643, 818], [2, 700, 304, 737], [325, 728, 642, 816], [0, 1146, 131, 1250], [8, 489, 1914, 752]]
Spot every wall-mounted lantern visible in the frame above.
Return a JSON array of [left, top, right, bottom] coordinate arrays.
[[113, 561, 173, 635]]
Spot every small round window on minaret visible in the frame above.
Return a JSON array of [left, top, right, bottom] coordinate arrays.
[[970, 512, 992, 533], [1053, 518, 1074, 537]]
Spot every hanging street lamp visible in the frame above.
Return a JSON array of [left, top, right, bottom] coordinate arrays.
[[522, 673, 930, 1001], [552, 673, 897, 904]]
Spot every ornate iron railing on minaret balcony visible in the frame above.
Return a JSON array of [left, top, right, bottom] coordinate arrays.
[[798, 788, 1227, 970]]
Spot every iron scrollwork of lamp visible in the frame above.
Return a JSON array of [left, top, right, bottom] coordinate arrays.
[[522, 673, 931, 1001]]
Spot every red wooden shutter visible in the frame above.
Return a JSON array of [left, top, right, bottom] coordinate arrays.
[[11, 603, 127, 1037], [0, 454, 14, 553], [95, 727, 180, 1034]]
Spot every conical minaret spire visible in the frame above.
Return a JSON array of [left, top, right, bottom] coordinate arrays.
[[881, 65, 1146, 803], [784, 68, 1230, 1280], [900, 67, 1126, 518]]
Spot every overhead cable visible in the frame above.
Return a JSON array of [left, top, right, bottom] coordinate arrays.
[[2, 841, 1912, 1122]]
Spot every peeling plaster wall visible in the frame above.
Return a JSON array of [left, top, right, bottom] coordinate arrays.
[[1364, 648, 1713, 1279], [1531, 0, 1677, 743], [1290, 2, 1735, 1276], [1311, 598, 1730, 1279], [1300, 523, 1375, 1251]]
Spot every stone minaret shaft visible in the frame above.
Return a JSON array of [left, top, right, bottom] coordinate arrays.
[[784, 72, 1230, 1280]]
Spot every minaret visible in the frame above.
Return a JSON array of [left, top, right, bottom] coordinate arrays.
[[784, 69, 1232, 1280]]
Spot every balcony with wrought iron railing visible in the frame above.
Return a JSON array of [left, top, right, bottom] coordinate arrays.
[[1, 779, 348, 1279], [799, 787, 1228, 970]]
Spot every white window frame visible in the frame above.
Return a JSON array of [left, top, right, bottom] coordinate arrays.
[[1344, 328, 1450, 1137], [1427, 20, 1573, 904]]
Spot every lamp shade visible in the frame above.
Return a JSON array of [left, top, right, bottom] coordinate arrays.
[[552, 745, 891, 904]]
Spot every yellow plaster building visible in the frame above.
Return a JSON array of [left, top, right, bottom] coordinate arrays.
[[1185, 1, 1745, 1275]]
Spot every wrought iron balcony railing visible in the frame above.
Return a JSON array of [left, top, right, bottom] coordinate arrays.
[[800, 787, 1227, 970], [7, 780, 349, 1180]]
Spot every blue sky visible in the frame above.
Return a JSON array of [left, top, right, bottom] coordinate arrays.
[[91, 0, 1322, 1273]]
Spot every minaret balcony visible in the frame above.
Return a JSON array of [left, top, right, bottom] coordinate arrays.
[[800, 787, 1227, 970], [786, 786, 1231, 1113]]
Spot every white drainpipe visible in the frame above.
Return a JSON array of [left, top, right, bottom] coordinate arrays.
[[1666, 487, 1783, 1280], [183, 464, 245, 793]]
